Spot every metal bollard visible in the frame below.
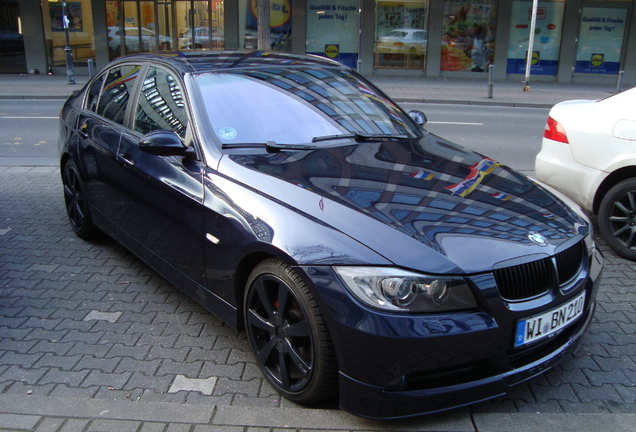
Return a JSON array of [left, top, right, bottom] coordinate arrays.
[[617, 70, 624, 93], [488, 64, 494, 99], [87, 59, 95, 78]]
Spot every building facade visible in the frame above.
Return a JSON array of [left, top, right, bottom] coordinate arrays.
[[2, 0, 635, 85]]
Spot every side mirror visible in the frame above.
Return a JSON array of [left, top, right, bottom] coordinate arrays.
[[139, 130, 195, 157], [408, 110, 427, 126]]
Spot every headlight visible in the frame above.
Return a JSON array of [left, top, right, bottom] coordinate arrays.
[[333, 267, 478, 313]]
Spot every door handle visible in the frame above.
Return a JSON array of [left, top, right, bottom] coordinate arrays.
[[117, 153, 134, 167], [78, 123, 89, 139]]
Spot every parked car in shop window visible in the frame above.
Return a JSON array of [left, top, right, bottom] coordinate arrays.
[[376, 28, 427, 54], [58, 51, 602, 419], [536, 86, 636, 261], [107, 26, 171, 55], [178, 27, 223, 49]]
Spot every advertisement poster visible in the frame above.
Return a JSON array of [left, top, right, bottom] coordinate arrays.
[[441, 1, 497, 72], [506, 1, 564, 75], [306, 0, 358, 68], [50, 2, 83, 32], [245, 0, 292, 51], [575, 7, 627, 74]]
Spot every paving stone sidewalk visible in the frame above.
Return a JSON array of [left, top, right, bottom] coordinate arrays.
[[0, 60, 634, 431], [1, 162, 635, 432]]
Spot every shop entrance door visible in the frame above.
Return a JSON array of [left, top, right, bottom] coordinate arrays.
[[574, 4, 631, 75], [0, 0, 26, 73]]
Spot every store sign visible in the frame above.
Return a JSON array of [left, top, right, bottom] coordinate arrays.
[[247, 0, 292, 30], [575, 7, 627, 74], [306, 0, 358, 67], [506, 1, 565, 76], [325, 44, 340, 59]]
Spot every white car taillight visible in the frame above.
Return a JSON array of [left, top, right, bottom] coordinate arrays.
[[544, 116, 569, 144]]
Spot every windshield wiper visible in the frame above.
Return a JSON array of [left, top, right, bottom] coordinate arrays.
[[222, 141, 318, 152], [311, 132, 409, 143]]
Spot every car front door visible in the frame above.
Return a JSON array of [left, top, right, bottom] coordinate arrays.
[[115, 65, 207, 287]]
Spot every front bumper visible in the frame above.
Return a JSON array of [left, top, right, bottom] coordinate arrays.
[[304, 246, 603, 419], [337, 299, 595, 419]]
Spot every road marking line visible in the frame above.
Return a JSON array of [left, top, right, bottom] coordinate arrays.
[[428, 121, 483, 126], [0, 116, 58, 119]]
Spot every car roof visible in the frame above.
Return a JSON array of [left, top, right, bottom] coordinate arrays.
[[109, 50, 346, 74]]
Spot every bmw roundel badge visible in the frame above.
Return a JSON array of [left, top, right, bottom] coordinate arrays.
[[528, 232, 548, 247]]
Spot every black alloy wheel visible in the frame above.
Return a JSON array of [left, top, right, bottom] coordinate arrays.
[[244, 259, 337, 404], [599, 178, 636, 261], [62, 160, 98, 239]]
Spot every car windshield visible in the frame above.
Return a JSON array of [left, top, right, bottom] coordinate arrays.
[[195, 67, 419, 148]]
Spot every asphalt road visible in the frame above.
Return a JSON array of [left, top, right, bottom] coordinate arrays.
[[0, 100, 548, 175], [406, 102, 548, 174], [0, 99, 61, 163]]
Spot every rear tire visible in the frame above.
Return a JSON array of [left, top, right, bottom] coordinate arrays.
[[244, 259, 338, 404], [62, 159, 100, 240], [599, 178, 636, 261]]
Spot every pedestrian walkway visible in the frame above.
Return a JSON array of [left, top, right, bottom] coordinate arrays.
[[1, 71, 635, 432], [0, 72, 621, 107]]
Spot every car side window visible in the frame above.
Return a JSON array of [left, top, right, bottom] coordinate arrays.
[[97, 64, 141, 125], [85, 74, 104, 112], [134, 67, 187, 138]]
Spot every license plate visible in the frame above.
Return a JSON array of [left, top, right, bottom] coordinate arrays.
[[515, 291, 586, 348]]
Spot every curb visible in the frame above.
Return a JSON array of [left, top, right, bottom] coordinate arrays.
[[0, 93, 555, 108], [2, 395, 635, 432]]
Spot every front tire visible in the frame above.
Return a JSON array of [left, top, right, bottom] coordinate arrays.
[[244, 259, 337, 404], [62, 159, 99, 240], [599, 178, 636, 261]]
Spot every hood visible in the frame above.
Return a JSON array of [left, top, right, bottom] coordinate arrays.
[[224, 133, 588, 273]]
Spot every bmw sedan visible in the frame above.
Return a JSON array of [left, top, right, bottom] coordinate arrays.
[[536, 87, 636, 261], [59, 51, 602, 419]]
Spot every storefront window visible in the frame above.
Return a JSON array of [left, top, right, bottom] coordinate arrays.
[[306, 0, 359, 68], [441, 1, 497, 72], [374, 1, 429, 70], [240, 0, 292, 51], [42, 0, 95, 67], [0, 0, 26, 73], [575, 6, 627, 74], [156, 1, 174, 51], [507, 1, 565, 76], [106, 1, 224, 60], [106, 1, 165, 57], [176, 1, 224, 50]]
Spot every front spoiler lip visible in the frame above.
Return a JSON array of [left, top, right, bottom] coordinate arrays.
[[337, 300, 596, 420]]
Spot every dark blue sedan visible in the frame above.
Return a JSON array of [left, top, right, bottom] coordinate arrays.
[[58, 51, 603, 419]]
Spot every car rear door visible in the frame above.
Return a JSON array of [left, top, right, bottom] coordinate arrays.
[[76, 64, 142, 227]]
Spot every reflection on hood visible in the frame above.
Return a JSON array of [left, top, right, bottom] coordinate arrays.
[[230, 134, 586, 255]]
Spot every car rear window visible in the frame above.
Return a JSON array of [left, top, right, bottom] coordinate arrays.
[[97, 64, 141, 125]]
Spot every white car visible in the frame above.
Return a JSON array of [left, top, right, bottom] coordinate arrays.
[[535, 86, 636, 260], [178, 27, 218, 49], [376, 28, 427, 54], [107, 26, 172, 55]]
